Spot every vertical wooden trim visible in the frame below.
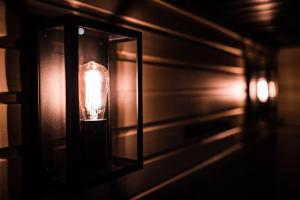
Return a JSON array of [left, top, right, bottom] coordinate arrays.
[[0, 104, 8, 148], [0, 49, 8, 92]]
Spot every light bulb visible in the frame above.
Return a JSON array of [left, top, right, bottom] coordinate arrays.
[[79, 61, 109, 120], [268, 81, 277, 98], [257, 78, 269, 103]]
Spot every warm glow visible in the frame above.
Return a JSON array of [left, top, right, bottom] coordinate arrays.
[[250, 78, 257, 101], [269, 81, 277, 98], [79, 61, 109, 120], [257, 78, 269, 103], [229, 80, 247, 101]]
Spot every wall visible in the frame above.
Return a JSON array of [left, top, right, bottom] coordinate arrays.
[[0, 0, 271, 199], [278, 47, 300, 125]]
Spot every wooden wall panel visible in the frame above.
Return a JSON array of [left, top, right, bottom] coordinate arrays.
[[278, 47, 300, 125], [144, 94, 243, 123], [143, 63, 244, 91], [113, 113, 244, 159], [116, 29, 244, 68], [113, 60, 245, 128]]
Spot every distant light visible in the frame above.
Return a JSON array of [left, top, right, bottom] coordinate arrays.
[[250, 79, 257, 101], [257, 78, 269, 103], [269, 81, 277, 98], [78, 27, 85, 35]]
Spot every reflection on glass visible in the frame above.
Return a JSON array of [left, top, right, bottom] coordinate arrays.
[[269, 81, 277, 98], [257, 78, 269, 103], [79, 61, 109, 120]]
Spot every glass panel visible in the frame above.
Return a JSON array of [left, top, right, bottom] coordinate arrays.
[[78, 26, 138, 181], [78, 27, 110, 178], [78, 27, 109, 121], [109, 33, 138, 161], [39, 26, 66, 182]]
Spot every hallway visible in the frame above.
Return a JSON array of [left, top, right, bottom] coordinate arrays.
[[144, 124, 300, 199], [206, 125, 300, 199]]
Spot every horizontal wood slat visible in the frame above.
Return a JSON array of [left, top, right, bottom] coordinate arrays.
[[114, 29, 244, 67], [116, 51, 244, 75], [142, 63, 245, 91], [152, 0, 242, 41]]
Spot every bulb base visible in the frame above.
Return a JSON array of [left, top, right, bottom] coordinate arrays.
[[80, 119, 108, 168]]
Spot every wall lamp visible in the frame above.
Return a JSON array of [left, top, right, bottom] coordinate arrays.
[[253, 72, 277, 104], [256, 77, 278, 103], [257, 77, 269, 103], [37, 15, 142, 187]]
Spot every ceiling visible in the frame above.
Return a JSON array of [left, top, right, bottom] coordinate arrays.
[[165, 0, 300, 47]]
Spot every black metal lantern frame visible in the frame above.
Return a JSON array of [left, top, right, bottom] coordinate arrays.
[[36, 15, 143, 188]]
